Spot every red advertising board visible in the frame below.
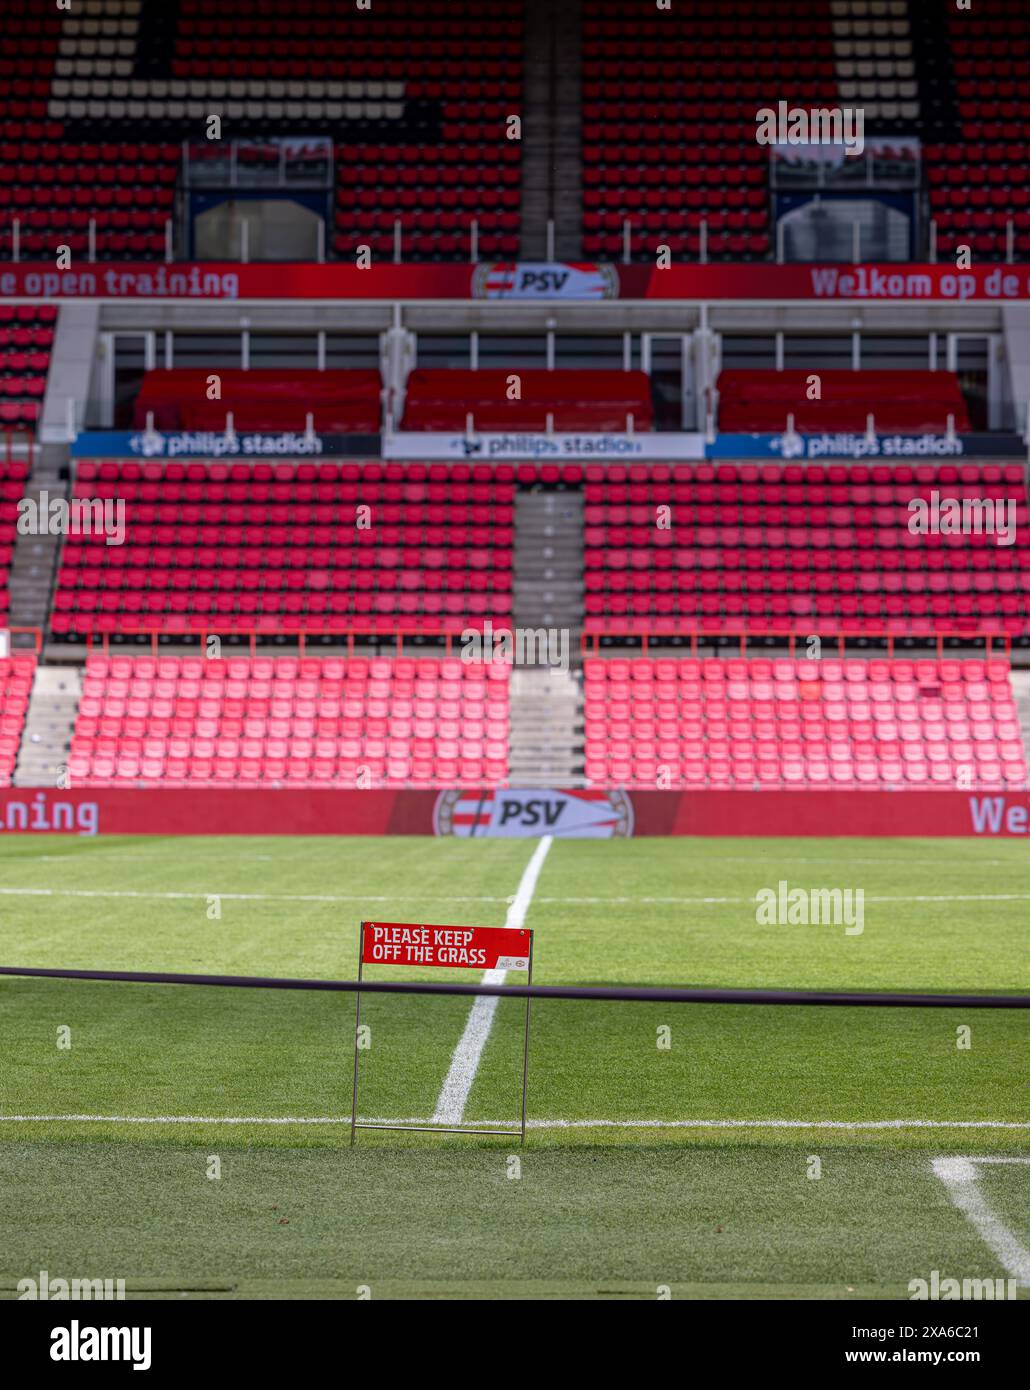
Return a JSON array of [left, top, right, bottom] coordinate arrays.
[[361, 921, 531, 970], [0, 787, 1028, 838], [619, 263, 1030, 303], [3, 261, 1028, 303]]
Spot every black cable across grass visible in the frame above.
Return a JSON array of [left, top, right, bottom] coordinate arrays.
[[0, 964, 1027, 1008]]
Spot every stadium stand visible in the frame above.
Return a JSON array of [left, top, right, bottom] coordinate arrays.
[[716, 370, 971, 434], [0, 653, 36, 787], [0, 0, 176, 260], [583, 462, 1030, 638], [579, 0, 839, 260], [3, 0, 1027, 271], [50, 460, 517, 639], [132, 369, 383, 434], [66, 653, 510, 787], [1, 0, 1028, 801], [929, 0, 1030, 259], [582, 655, 1028, 789], [400, 369, 654, 432], [0, 306, 56, 432], [0, 1, 175, 258], [0, 457, 29, 617], [0, 0, 520, 263]]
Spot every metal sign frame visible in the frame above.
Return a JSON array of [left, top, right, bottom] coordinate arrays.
[[350, 920, 534, 1145]]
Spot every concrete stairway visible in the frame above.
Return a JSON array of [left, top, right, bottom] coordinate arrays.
[[551, 0, 583, 260], [6, 457, 67, 636], [513, 489, 584, 636], [14, 663, 82, 787], [518, 0, 582, 259], [1009, 670, 1030, 770], [507, 486, 586, 785], [507, 665, 583, 786]]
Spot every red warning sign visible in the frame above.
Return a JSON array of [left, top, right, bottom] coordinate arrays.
[[361, 921, 531, 970]]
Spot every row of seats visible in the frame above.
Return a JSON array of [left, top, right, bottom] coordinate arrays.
[[582, 462, 1030, 637], [935, 0, 1030, 258], [0, 0, 522, 263], [0, 654, 34, 786], [581, 0, 836, 260], [75, 458, 570, 486], [132, 369, 383, 434], [0, 459, 30, 612], [400, 369, 654, 432], [334, 143, 520, 258], [10, 0, 1030, 267], [582, 657, 1028, 788], [51, 459, 521, 638], [0, 309, 56, 429], [716, 370, 971, 434], [67, 654, 510, 787]]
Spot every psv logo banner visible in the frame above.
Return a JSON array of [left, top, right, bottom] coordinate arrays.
[[472, 262, 619, 300], [361, 922, 531, 970], [434, 787, 634, 838]]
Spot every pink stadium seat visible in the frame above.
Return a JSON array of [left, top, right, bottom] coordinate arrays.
[[66, 655, 509, 789], [581, 656, 1028, 790], [0, 653, 37, 785]]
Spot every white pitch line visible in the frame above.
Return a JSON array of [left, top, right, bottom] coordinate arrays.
[[3, 886, 1030, 908], [2, 1115, 1028, 1131], [430, 836, 553, 1127], [533, 893, 1030, 906], [0, 887, 514, 905], [932, 1157, 1030, 1287]]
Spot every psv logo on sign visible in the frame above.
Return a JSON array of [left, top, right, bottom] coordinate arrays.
[[433, 788, 633, 839], [472, 263, 619, 300]]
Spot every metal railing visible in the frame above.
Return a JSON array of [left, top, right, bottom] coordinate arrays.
[[580, 627, 1015, 659], [79, 621, 491, 659]]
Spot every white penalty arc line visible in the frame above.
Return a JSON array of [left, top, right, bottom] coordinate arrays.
[[429, 835, 553, 1127], [932, 1156, 1030, 1287], [1, 1115, 1028, 1131]]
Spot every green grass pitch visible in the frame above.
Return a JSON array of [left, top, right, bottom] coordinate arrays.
[[0, 833, 1027, 1300]]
